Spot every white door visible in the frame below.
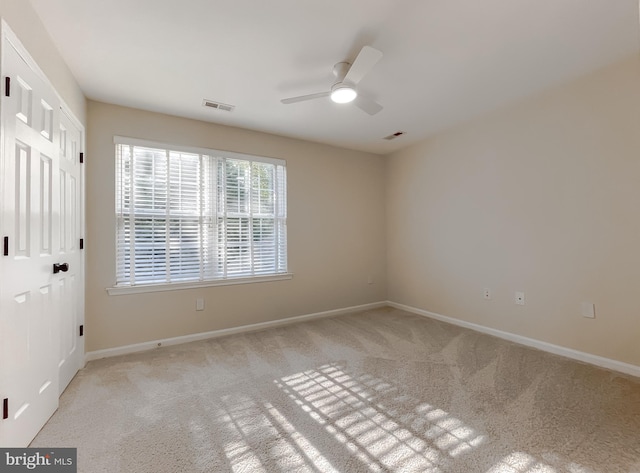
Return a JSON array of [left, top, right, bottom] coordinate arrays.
[[0, 32, 83, 447], [57, 109, 84, 394]]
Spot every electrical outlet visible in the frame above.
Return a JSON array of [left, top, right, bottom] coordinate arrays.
[[196, 298, 204, 311], [515, 292, 525, 305], [483, 288, 491, 300], [367, 275, 374, 285]]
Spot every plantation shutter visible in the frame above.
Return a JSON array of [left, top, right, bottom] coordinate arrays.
[[115, 137, 286, 286]]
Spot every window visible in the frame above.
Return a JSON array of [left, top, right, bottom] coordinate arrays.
[[114, 137, 287, 289]]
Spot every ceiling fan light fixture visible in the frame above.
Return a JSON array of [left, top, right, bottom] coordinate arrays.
[[330, 84, 357, 104]]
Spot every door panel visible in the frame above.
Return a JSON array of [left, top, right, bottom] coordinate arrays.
[[40, 154, 53, 256], [57, 110, 84, 394]]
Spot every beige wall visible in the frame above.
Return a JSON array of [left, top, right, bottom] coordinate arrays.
[[86, 101, 387, 351], [1, 0, 85, 122], [387, 55, 640, 366]]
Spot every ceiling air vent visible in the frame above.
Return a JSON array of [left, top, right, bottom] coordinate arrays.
[[202, 99, 235, 112], [383, 131, 406, 140]]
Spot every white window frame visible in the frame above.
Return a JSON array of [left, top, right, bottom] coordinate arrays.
[[107, 136, 290, 295]]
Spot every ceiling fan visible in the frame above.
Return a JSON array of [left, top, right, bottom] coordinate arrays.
[[281, 45, 384, 115]]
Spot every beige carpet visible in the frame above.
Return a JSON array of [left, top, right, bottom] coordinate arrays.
[[31, 307, 640, 472]]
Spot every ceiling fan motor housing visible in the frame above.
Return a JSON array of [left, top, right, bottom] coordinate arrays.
[[332, 61, 351, 80]]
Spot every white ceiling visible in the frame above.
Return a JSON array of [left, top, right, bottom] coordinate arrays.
[[29, 0, 640, 154]]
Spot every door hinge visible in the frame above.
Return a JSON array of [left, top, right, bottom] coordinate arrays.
[[80, 238, 84, 250], [4, 77, 10, 97], [79, 152, 84, 164], [79, 325, 84, 337], [3, 236, 8, 256], [3, 398, 7, 420]]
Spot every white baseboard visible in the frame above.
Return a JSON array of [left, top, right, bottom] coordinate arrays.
[[387, 301, 640, 379], [85, 301, 387, 362]]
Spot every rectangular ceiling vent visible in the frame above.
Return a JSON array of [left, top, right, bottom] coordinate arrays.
[[383, 131, 406, 140], [202, 99, 235, 112]]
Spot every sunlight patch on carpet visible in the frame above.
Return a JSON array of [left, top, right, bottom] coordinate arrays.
[[276, 362, 487, 472], [486, 451, 591, 473], [265, 402, 341, 473], [217, 393, 342, 472]]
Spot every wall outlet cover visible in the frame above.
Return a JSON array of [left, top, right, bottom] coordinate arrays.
[[581, 302, 595, 318]]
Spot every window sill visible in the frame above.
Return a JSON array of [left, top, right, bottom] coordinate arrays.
[[106, 273, 293, 296]]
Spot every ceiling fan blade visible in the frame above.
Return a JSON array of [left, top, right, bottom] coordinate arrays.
[[281, 91, 330, 104], [343, 45, 383, 85], [354, 96, 383, 115]]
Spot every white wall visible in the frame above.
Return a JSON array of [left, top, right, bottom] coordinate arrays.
[[387, 55, 640, 367], [86, 101, 387, 352], [1, 0, 85, 122]]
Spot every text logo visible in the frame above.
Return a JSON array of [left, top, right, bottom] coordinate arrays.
[[0, 449, 76, 472]]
